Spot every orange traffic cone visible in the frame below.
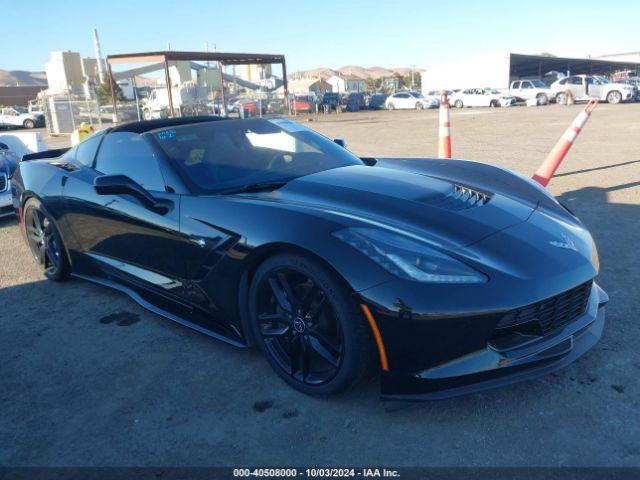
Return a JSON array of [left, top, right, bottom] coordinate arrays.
[[532, 99, 598, 187], [437, 92, 451, 159]]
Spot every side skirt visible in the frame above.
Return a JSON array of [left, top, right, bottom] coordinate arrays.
[[72, 272, 247, 348]]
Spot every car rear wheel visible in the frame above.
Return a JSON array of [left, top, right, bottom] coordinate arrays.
[[249, 253, 374, 396], [415, 102, 424, 110], [23, 119, 35, 129], [607, 91, 622, 104], [454, 100, 463, 108], [387, 103, 395, 110], [489, 100, 498, 108], [555, 93, 566, 105], [537, 93, 549, 105], [23, 198, 70, 281]]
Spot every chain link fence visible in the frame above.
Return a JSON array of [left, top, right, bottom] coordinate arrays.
[[41, 92, 105, 135]]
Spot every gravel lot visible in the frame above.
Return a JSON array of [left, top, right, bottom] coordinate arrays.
[[1, 104, 639, 467]]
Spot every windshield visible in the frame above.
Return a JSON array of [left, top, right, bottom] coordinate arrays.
[[594, 76, 610, 84], [531, 80, 547, 88], [409, 92, 424, 98], [13, 106, 27, 113], [152, 118, 363, 194]]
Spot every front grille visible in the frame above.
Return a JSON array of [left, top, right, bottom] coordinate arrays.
[[495, 280, 593, 336], [428, 184, 491, 211], [0, 173, 7, 192]]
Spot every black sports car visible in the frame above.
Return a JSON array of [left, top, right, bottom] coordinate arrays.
[[11, 116, 608, 400]]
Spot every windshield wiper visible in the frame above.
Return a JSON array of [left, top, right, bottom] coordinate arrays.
[[214, 180, 290, 195]]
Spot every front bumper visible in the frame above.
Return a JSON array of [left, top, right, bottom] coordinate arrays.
[[375, 282, 607, 401], [0, 180, 13, 217]]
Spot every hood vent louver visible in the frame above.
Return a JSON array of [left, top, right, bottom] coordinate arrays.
[[427, 184, 492, 211]]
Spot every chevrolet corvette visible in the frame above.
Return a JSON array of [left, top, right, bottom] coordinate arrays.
[[11, 116, 608, 400]]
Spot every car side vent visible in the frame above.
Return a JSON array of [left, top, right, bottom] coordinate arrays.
[[428, 184, 491, 211]]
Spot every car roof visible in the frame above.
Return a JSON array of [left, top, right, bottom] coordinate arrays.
[[111, 116, 226, 134]]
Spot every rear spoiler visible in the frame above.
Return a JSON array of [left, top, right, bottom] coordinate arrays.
[[22, 147, 70, 162]]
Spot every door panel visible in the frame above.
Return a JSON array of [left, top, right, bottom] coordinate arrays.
[[63, 168, 186, 283]]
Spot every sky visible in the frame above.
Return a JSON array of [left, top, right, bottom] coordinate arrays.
[[3, 0, 639, 73]]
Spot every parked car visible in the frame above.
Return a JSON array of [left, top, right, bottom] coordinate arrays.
[[368, 93, 388, 110], [0, 106, 45, 129], [13, 116, 607, 400], [550, 75, 635, 104], [449, 88, 516, 108], [291, 94, 315, 113], [0, 142, 19, 217], [385, 91, 438, 110], [319, 92, 341, 111], [341, 92, 366, 111], [509, 79, 551, 105]]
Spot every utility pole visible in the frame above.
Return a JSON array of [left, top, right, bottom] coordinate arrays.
[[92, 28, 105, 83]]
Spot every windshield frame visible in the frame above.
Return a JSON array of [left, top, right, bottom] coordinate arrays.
[[148, 118, 365, 196]]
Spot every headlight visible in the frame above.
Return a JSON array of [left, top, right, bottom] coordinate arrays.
[[333, 227, 488, 283]]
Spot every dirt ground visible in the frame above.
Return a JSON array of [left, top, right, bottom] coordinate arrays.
[[1, 104, 639, 467]]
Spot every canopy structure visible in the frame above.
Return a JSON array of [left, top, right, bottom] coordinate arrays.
[[106, 50, 289, 119], [509, 53, 640, 79]]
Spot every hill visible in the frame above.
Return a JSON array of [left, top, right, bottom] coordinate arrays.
[[0, 70, 47, 86]]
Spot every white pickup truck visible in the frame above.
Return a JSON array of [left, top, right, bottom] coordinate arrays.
[[509, 79, 552, 105], [0, 107, 45, 129], [550, 75, 636, 104]]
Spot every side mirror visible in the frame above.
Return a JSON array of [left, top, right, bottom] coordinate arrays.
[[94, 174, 168, 214], [333, 138, 348, 149]]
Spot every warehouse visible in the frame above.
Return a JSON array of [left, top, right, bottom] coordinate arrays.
[[421, 52, 640, 92]]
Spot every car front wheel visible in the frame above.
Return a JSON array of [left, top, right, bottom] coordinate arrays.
[[249, 253, 374, 396], [23, 119, 35, 129], [454, 100, 463, 108], [607, 91, 622, 104]]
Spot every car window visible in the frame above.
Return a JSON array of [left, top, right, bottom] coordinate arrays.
[[396, 93, 410, 98], [512, 81, 520, 89], [522, 81, 532, 89], [153, 119, 363, 193], [570, 77, 583, 85], [75, 131, 104, 167], [462, 89, 472, 94], [95, 132, 166, 192], [558, 78, 568, 85]]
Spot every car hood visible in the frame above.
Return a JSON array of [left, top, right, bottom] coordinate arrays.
[[269, 165, 535, 249]]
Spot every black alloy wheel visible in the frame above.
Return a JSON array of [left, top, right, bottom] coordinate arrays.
[[24, 199, 70, 281], [249, 254, 374, 396]]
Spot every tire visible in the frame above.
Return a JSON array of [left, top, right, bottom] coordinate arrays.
[[606, 90, 622, 104], [555, 93, 566, 105], [23, 198, 70, 281], [387, 103, 395, 110], [142, 109, 152, 120], [249, 253, 375, 396], [23, 119, 35, 129], [415, 102, 424, 110], [536, 93, 549, 106], [454, 100, 463, 108], [489, 100, 498, 108]]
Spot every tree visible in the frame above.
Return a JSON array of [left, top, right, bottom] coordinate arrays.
[[96, 74, 125, 105]]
